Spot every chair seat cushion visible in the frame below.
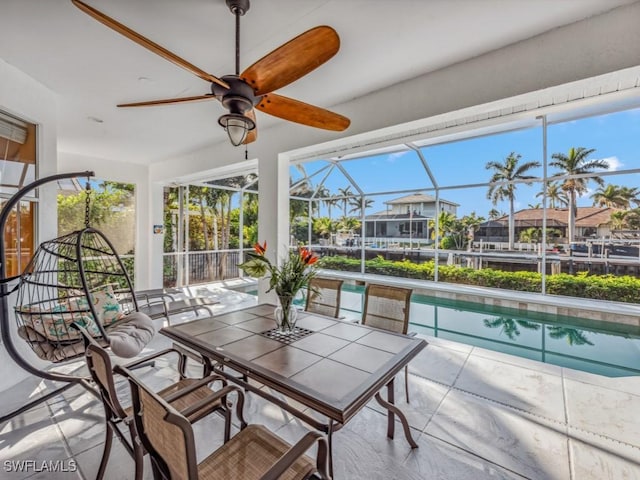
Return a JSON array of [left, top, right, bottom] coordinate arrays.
[[17, 325, 107, 362], [107, 311, 155, 358], [198, 424, 314, 480]]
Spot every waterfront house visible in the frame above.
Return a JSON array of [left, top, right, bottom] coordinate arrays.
[[475, 207, 619, 244], [364, 193, 458, 239]]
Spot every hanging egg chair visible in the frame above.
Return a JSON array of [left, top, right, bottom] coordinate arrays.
[[0, 171, 155, 422], [14, 226, 154, 362]]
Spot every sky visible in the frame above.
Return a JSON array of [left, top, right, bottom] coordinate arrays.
[[293, 106, 640, 219]]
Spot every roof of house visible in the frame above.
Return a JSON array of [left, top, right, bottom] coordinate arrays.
[[365, 212, 430, 221], [485, 207, 619, 227], [383, 193, 459, 207]]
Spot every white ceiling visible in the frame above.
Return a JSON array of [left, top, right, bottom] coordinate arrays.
[[0, 0, 635, 165]]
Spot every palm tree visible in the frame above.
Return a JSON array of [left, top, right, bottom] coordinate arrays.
[[337, 186, 353, 217], [519, 227, 540, 243], [428, 211, 456, 242], [348, 197, 374, 216], [188, 186, 213, 252], [609, 211, 627, 231], [620, 186, 640, 208], [550, 147, 609, 242], [313, 216, 335, 240], [590, 184, 628, 208], [324, 194, 340, 220], [488, 208, 504, 220], [337, 215, 360, 232], [537, 182, 569, 209], [486, 152, 541, 249]]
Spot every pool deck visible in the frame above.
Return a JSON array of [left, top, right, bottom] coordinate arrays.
[[0, 283, 639, 479]]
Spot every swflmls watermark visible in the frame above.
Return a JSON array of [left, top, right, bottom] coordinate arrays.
[[3, 459, 78, 473]]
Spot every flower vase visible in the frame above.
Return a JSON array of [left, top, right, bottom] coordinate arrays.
[[274, 295, 298, 334]]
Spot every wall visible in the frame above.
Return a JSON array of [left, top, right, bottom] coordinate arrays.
[[0, 59, 58, 389]]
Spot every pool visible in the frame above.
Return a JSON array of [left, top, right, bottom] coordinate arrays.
[[248, 285, 640, 377], [340, 285, 640, 378]]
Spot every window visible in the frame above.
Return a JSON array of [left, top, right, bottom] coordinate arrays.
[[0, 111, 36, 277]]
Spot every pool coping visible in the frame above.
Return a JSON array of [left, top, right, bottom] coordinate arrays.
[[317, 269, 640, 328]]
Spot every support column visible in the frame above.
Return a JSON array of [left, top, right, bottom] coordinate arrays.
[[147, 182, 165, 290], [258, 154, 290, 304]]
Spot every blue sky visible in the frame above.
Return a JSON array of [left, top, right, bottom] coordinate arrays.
[[296, 106, 640, 218]]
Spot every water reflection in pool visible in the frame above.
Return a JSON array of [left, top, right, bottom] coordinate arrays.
[[338, 286, 640, 377]]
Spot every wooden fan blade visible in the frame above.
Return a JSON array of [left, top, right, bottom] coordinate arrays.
[[71, 0, 229, 89], [243, 109, 258, 144], [241, 26, 339, 96], [255, 93, 350, 131], [117, 94, 216, 107]]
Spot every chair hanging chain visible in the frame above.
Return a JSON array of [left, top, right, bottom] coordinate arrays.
[[84, 180, 92, 228]]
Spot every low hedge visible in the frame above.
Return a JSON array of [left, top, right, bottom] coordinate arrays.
[[317, 255, 640, 303]]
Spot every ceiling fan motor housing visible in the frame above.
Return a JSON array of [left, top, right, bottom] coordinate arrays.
[[212, 75, 259, 115]]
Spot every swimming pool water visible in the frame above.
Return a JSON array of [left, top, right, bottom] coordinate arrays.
[[249, 285, 640, 377], [341, 285, 640, 378]]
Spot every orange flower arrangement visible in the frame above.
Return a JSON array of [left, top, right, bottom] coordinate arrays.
[[239, 242, 319, 298]]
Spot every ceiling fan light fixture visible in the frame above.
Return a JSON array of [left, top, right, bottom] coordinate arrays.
[[218, 113, 255, 147]]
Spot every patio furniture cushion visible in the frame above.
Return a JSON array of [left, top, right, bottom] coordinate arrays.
[[16, 300, 100, 341], [107, 311, 155, 358], [88, 284, 126, 326], [16, 285, 126, 343], [17, 325, 106, 362]]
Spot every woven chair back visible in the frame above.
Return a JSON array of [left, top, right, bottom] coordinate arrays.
[[128, 373, 198, 479], [362, 284, 412, 334], [85, 341, 128, 419], [305, 277, 343, 318]]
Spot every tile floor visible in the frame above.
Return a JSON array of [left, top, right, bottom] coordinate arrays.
[[0, 284, 639, 479]]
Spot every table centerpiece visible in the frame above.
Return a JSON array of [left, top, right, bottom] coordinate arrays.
[[239, 241, 318, 333]]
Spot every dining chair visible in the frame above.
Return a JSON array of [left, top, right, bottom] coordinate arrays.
[[77, 326, 242, 480], [305, 277, 344, 318], [118, 364, 332, 480], [361, 283, 414, 402]]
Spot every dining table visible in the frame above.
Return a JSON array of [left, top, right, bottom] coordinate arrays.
[[160, 303, 428, 476]]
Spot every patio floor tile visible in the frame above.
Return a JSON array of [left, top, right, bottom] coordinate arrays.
[[424, 389, 571, 479], [564, 377, 640, 447], [454, 354, 566, 422]]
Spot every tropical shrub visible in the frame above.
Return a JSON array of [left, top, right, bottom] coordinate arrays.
[[317, 256, 640, 303]]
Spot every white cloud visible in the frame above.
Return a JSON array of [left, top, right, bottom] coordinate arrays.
[[386, 151, 410, 163], [602, 156, 623, 171]]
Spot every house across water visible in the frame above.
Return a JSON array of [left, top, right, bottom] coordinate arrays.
[[475, 207, 619, 245], [364, 193, 459, 241]]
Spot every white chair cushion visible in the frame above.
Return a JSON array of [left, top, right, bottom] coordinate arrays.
[[107, 311, 155, 358]]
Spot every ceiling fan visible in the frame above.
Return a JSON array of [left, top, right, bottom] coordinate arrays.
[[71, 0, 351, 146]]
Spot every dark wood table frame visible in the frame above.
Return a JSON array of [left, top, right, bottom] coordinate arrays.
[[160, 304, 427, 476]]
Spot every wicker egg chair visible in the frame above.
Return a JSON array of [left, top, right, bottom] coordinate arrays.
[[0, 171, 155, 423]]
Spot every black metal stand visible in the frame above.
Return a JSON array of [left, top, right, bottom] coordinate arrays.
[[0, 171, 96, 423]]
